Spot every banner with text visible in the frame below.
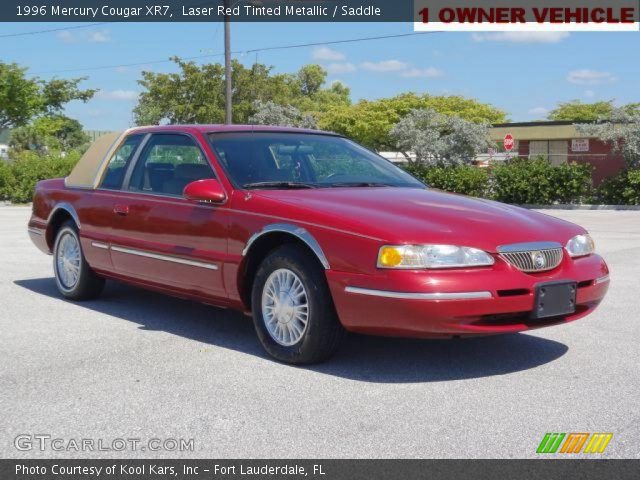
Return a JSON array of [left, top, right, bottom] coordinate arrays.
[[0, 0, 638, 29]]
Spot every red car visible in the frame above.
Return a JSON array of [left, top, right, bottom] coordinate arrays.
[[28, 125, 610, 364]]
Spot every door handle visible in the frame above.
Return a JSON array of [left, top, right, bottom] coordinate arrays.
[[113, 204, 129, 216]]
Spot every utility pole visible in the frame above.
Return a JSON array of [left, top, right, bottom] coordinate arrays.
[[224, 0, 232, 124]]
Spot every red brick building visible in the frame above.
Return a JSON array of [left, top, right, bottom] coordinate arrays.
[[490, 121, 626, 185]]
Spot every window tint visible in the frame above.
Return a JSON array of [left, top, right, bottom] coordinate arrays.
[[99, 134, 143, 190], [128, 134, 215, 196], [208, 132, 423, 188]]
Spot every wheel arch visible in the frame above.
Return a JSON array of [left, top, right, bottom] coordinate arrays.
[[239, 224, 330, 310], [46, 203, 80, 251]]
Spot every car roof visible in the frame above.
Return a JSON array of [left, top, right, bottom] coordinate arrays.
[[127, 124, 341, 137], [64, 125, 343, 189]]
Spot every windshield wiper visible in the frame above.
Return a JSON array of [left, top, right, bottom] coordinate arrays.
[[328, 182, 394, 188], [242, 181, 318, 190]]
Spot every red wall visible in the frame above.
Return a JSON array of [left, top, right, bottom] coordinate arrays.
[[514, 139, 624, 185], [569, 139, 626, 186]]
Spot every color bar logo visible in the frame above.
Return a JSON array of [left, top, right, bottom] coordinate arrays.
[[537, 433, 613, 454]]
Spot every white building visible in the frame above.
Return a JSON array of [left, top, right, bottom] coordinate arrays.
[[0, 144, 9, 160], [378, 151, 417, 163]]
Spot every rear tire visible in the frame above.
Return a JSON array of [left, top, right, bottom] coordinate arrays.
[[53, 221, 105, 300], [251, 244, 345, 364]]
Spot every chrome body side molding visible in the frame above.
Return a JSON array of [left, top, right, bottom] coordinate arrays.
[[345, 286, 492, 300], [92, 243, 218, 270]]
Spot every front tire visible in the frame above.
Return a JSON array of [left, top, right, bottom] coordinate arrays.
[[53, 221, 105, 300], [251, 244, 345, 364]]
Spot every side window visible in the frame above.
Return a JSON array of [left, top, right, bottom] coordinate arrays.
[[99, 134, 143, 190], [128, 134, 215, 196]]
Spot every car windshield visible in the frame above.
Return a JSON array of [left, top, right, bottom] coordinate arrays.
[[207, 132, 424, 189]]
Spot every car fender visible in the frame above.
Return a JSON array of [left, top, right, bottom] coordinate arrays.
[[242, 223, 330, 270]]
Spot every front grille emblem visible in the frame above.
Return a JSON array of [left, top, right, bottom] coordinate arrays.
[[532, 251, 546, 269]]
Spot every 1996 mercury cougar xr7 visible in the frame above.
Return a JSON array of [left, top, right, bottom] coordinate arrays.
[[28, 125, 610, 364]]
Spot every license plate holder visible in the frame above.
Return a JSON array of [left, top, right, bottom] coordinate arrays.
[[531, 281, 577, 319]]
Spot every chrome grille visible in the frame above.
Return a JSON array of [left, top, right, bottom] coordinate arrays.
[[497, 242, 563, 272]]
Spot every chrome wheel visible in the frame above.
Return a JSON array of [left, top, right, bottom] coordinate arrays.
[[261, 268, 309, 346], [56, 230, 81, 290]]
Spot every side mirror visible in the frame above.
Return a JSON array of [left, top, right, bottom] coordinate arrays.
[[183, 179, 227, 204]]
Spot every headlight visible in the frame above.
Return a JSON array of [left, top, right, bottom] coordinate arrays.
[[377, 245, 495, 269], [566, 234, 595, 258]]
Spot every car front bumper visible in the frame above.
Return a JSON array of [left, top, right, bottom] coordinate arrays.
[[327, 253, 610, 337]]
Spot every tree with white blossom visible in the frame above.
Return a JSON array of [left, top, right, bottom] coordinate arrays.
[[249, 100, 318, 129], [577, 108, 640, 169], [390, 108, 494, 165]]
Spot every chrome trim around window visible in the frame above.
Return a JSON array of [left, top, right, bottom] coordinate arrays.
[[496, 241, 562, 253], [242, 223, 330, 269], [109, 245, 219, 270], [344, 286, 492, 300]]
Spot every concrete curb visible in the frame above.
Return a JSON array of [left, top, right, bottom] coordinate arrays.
[[522, 204, 640, 211]]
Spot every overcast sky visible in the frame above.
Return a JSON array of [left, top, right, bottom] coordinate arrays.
[[1, 21, 637, 130]]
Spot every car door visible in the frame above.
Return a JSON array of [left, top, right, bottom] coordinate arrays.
[[80, 133, 146, 272], [108, 132, 228, 300]]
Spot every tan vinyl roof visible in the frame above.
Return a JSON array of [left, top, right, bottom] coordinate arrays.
[[65, 131, 124, 189]]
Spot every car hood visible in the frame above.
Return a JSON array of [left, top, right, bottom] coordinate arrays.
[[251, 187, 585, 252]]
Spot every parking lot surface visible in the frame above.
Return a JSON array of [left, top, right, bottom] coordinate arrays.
[[1, 206, 639, 458]]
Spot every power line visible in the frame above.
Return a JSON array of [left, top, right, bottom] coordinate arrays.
[[29, 53, 227, 76], [27, 31, 440, 76], [245, 32, 439, 53], [0, 22, 109, 39]]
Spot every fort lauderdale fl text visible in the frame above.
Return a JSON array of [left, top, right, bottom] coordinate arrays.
[[16, 463, 322, 476]]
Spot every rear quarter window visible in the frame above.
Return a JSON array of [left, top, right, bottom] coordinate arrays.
[[99, 134, 144, 190]]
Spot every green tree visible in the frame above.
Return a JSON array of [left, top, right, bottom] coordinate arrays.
[[318, 93, 506, 151], [548, 100, 615, 122], [297, 64, 325, 96], [133, 58, 350, 125], [0, 62, 95, 129], [9, 115, 89, 154], [549, 100, 640, 121]]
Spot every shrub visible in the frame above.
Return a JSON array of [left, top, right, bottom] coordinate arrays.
[[403, 163, 489, 197], [2, 151, 79, 203], [595, 169, 640, 205], [491, 157, 592, 205], [0, 160, 15, 201]]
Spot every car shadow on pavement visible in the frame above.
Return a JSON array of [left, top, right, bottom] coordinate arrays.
[[15, 277, 569, 384]]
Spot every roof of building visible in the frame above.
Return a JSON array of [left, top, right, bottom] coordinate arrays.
[[489, 120, 595, 141]]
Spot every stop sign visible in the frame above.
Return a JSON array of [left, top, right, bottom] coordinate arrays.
[[503, 133, 515, 151]]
